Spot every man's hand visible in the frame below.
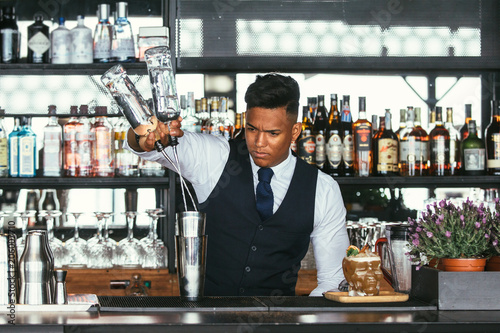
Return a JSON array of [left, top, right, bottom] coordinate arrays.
[[127, 116, 184, 152]]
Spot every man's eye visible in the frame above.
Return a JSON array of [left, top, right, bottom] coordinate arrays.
[[270, 132, 278, 136]]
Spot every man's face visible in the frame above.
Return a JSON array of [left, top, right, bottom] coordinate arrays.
[[245, 106, 301, 168]]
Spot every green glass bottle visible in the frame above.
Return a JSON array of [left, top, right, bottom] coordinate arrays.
[[462, 120, 485, 176]]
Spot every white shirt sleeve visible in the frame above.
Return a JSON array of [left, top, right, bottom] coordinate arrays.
[[309, 172, 349, 297], [124, 131, 230, 203]]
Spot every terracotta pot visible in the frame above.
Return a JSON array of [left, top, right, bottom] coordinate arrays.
[[439, 258, 487, 272], [486, 256, 500, 271]]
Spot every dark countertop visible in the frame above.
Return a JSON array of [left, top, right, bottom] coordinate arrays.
[[2, 296, 500, 333]]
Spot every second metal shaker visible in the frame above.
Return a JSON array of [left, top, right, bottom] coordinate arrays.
[[53, 270, 68, 304], [18, 231, 52, 304]]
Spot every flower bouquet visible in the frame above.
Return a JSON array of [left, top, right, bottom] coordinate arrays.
[[407, 198, 493, 270]]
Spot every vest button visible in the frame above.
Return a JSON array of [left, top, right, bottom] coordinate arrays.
[[251, 245, 257, 251], [258, 225, 264, 231], [239, 288, 245, 293], [245, 266, 251, 272]]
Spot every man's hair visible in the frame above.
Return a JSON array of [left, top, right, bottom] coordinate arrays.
[[244, 73, 300, 118]]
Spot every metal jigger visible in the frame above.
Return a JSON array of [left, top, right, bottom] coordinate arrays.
[[144, 46, 181, 147]]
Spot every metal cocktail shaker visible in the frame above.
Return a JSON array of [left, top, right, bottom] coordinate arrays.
[[0, 233, 19, 305], [18, 231, 52, 304]]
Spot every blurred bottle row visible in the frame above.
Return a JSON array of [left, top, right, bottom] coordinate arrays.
[[0, 104, 165, 178]]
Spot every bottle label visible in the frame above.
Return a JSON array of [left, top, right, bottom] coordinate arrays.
[[9, 136, 18, 176], [1, 29, 19, 62], [487, 133, 500, 168], [354, 123, 371, 151], [94, 31, 112, 60], [297, 134, 316, 165], [377, 138, 399, 172], [51, 31, 71, 64], [341, 107, 351, 122], [450, 139, 457, 165], [111, 38, 135, 59], [315, 133, 326, 168], [28, 31, 50, 55], [432, 136, 449, 166], [342, 134, 354, 167], [19, 136, 36, 176], [326, 134, 342, 168], [43, 132, 62, 174], [0, 138, 7, 170], [71, 29, 93, 63], [464, 148, 485, 170], [95, 131, 113, 171]]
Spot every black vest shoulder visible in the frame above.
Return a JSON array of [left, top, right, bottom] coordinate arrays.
[[200, 139, 318, 296]]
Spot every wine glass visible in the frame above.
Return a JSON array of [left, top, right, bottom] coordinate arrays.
[[64, 212, 88, 268], [14, 210, 36, 258], [114, 211, 145, 267], [87, 212, 113, 269], [39, 210, 66, 268], [142, 209, 167, 268]]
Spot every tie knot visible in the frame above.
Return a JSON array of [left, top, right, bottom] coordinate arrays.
[[258, 167, 273, 183]]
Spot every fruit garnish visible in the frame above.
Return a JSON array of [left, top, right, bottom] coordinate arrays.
[[346, 245, 360, 257], [359, 244, 370, 253]]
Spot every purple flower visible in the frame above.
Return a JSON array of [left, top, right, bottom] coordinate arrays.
[[445, 231, 452, 238], [416, 227, 422, 232], [485, 234, 490, 239], [438, 214, 444, 221], [439, 200, 446, 208], [475, 222, 481, 229], [460, 215, 465, 222], [494, 240, 499, 247], [412, 238, 420, 246], [426, 231, 433, 238], [482, 217, 487, 224]]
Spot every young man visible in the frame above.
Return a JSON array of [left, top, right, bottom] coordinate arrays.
[[126, 73, 348, 296]]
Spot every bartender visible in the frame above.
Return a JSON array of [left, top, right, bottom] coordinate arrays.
[[126, 73, 349, 296]]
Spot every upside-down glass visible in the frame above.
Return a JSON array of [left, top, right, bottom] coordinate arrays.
[[63, 212, 88, 268], [142, 209, 167, 268], [38, 210, 66, 269], [115, 211, 145, 268], [87, 212, 113, 269]]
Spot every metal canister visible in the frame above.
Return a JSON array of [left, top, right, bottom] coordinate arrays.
[[0, 233, 19, 305]]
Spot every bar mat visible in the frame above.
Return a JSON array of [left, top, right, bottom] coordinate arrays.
[[98, 296, 268, 312]]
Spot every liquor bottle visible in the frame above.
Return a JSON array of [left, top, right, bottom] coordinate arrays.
[[398, 106, 415, 176], [395, 108, 406, 139], [182, 92, 202, 133], [445, 107, 461, 175], [27, 14, 50, 64], [308, 97, 318, 123], [373, 109, 399, 176], [429, 108, 436, 132], [77, 105, 94, 177], [233, 112, 244, 139], [115, 117, 139, 177], [1, 6, 20, 63], [297, 106, 316, 165], [219, 97, 234, 140], [314, 95, 328, 170], [200, 97, 210, 133], [485, 100, 500, 175], [0, 109, 7, 177], [326, 94, 342, 176], [8, 117, 21, 177], [42, 105, 63, 177], [92, 106, 114, 177], [341, 96, 354, 176], [111, 2, 136, 62], [51, 17, 71, 64], [429, 107, 451, 176], [139, 158, 165, 177], [18, 117, 37, 178], [460, 104, 472, 141], [93, 4, 113, 63], [70, 15, 93, 64], [409, 107, 430, 176], [352, 97, 372, 177], [63, 106, 80, 177], [371, 115, 378, 137], [462, 120, 485, 176], [208, 97, 223, 137]]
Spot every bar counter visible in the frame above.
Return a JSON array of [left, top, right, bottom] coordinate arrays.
[[2, 296, 500, 333]]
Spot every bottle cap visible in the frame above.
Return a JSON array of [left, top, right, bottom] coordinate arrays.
[[0, 109, 4, 116], [48, 105, 57, 115], [97, 3, 110, 21], [116, 2, 128, 18], [79, 105, 89, 115], [70, 106, 78, 115]]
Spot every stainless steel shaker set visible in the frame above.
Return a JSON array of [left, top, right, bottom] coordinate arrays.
[[1, 231, 68, 305]]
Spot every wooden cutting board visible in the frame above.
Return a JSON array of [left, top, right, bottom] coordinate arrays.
[[324, 290, 409, 303]]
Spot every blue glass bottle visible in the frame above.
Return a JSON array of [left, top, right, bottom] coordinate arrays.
[[8, 117, 22, 177], [18, 117, 37, 177]]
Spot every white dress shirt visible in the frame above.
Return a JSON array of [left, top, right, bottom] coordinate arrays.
[[126, 131, 349, 296]]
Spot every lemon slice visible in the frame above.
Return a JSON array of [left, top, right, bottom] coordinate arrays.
[[346, 245, 360, 257]]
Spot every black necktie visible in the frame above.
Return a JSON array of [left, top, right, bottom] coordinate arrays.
[[256, 167, 274, 221]]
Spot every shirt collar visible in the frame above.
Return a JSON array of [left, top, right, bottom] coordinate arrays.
[[250, 150, 294, 181]]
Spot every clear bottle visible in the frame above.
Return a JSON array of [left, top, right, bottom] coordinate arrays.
[[111, 2, 136, 62], [92, 106, 114, 177], [43, 105, 63, 177], [8, 117, 21, 177], [208, 97, 223, 137], [373, 109, 399, 176], [460, 104, 472, 141], [429, 107, 451, 176], [70, 15, 93, 64], [139, 158, 165, 177], [200, 97, 210, 133], [314, 95, 328, 170], [63, 106, 80, 177], [218, 97, 234, 140], [18, 117, 37, 178], [76, 105, 94, 177], [297, 105, 316, 165], [445, 107, 461, 175], [326, 94, 342, 176], [115, 117, 139, 177], [182, 92, 202, 133], [462, 120, 485, 176], [93, 4, 113, 63], [341, 96, 354, 176], [353, 97, 372, 177], [398, 106, 415, 176], [486, 100, 500, 175], [27, 14, 50, 64], [1, 6, 20, 64], [51, 17, 71, 64], [0, 109, 8, 177]]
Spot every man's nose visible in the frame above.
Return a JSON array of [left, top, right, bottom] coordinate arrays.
[[255, 131, 266, 147]]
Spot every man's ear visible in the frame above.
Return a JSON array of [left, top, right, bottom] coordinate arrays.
[[291, 122, 302, 141]]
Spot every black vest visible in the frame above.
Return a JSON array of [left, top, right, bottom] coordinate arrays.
[[199, 140, 318, 296]]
